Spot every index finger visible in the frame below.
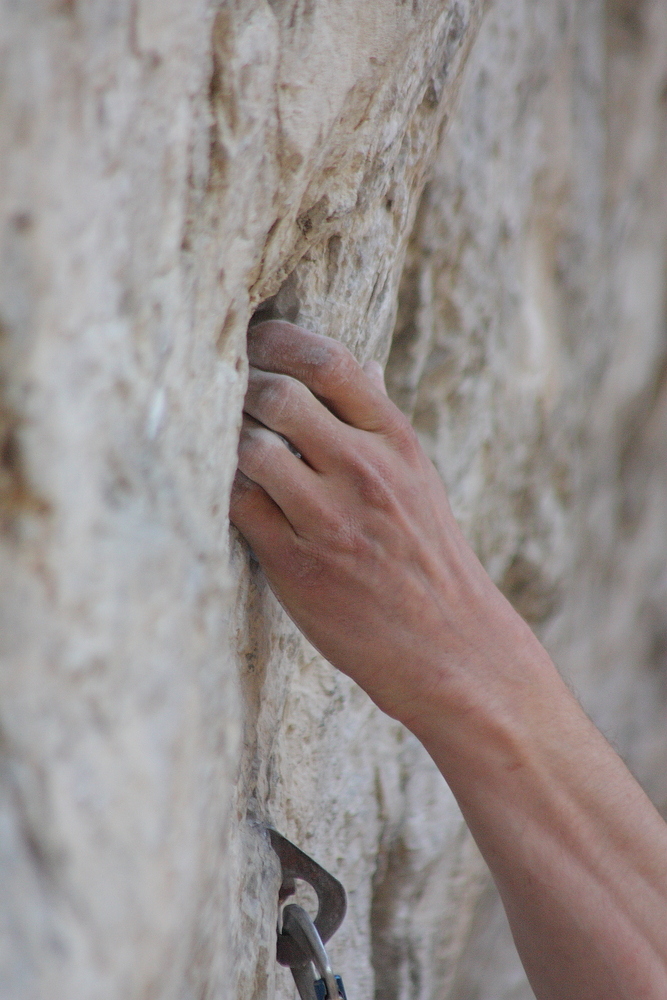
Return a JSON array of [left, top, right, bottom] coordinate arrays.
[[247, 320, 397, 434]]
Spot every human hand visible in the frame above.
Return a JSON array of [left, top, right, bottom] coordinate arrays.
[[229, 321, 537, 732]]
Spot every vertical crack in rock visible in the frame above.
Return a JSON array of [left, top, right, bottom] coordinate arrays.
[[0, 398, 49, 532]]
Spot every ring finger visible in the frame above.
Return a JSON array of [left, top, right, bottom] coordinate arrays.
[[237, 414, 327, 534], [244, 366, 348, 472]]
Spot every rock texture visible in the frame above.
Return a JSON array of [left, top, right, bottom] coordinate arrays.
[[0, 3, 486, 1000], [1, 1, 666, 1000]]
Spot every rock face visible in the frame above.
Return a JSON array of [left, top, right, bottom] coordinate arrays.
[[0, 3, 666, 1000]]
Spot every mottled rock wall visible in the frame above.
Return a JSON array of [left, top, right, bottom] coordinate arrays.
[[0, 3, 486, 999], [1, 1, 666, 1000]]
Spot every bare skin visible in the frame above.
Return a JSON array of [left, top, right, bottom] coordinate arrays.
[[230, 320, 667, 1000]]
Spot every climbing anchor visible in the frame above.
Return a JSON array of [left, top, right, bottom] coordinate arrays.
[[269, 829, 348, 1000]]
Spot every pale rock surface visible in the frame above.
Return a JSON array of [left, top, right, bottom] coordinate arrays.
[[1, 1, 666, 1000], [0, 2, 487, 1000]]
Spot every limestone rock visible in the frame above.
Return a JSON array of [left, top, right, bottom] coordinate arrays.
[[1, 1, 666, 999], [0, 2, 486, 999]]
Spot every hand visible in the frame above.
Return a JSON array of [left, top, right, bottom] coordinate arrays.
[[229, 320, 537, 731]]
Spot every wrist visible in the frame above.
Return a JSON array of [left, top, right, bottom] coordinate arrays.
[[400, 595, 568, 795]]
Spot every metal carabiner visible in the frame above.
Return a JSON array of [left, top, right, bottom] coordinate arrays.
[[268, 828, 346, 967], [268, 829, 348, 1000], [281, 903, 342, 1000]]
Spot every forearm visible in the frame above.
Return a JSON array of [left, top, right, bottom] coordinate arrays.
[[408, 614, 667, 1000]]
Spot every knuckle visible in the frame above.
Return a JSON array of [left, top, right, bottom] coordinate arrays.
[[390, 416, 420, 460], [266, 374, 309, 422], [345, 447, 372, 483], [264, 377, 293, 419], [361, 467, 395, 510], [288, 375, 311, 410], [347, 447, 396, 510], [239, 427, 275, 475], [318, 342, 357, 389]]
